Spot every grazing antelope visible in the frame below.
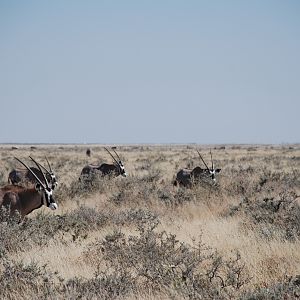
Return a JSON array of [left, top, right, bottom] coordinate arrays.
[[173, 150, 221, 187], [86, 148, 91, 157], [80, 147, 127, 180], [0, 157, 58, 217], [8, 157, 58, 189]]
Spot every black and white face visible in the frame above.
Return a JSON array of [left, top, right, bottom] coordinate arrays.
[[42, 187, 57, 210], [119, 161, 127, 177], [209, 170, 216, 182], [50, 173, 58, 189], [209, 168, 221, 182]]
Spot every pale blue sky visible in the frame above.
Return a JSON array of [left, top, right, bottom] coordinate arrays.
[[0, 1, 299, 144]]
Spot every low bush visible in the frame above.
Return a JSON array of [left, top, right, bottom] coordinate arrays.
[[0, 257, 135, 300], [241, 275, 300, 299], [87, 223, 252, 299], [0, 258, 62, 300], [0, 206, 162, 255], [226, 190, 300, 240]]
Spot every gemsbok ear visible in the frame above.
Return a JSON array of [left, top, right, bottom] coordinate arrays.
[[35, 183, 43, 191], [215, 168, 221, 173]]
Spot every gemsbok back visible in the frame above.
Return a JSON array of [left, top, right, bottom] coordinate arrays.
[[173, 150, 221, 187], [80, 147, 127, 180], [8, 156, 58, 189], [0, 157, 58, 217]]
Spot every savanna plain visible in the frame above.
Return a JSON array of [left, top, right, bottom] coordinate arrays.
[[0, 144, 299, 299]]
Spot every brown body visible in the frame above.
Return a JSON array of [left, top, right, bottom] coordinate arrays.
[[1, 157, 58, 217], [0, 185, 44, 217]]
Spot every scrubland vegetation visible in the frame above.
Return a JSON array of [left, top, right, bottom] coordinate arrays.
[[0, 144, 299, 299]]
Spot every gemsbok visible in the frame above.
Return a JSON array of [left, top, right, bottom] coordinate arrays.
[[80, 147, 127, 180], [8, 156, 58, 189], [86, 148, 91, 157], [173, 150, 221, 187], [0, 157, 58, 217]]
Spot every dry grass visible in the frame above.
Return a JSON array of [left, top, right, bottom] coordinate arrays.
[[0, 143, 299, 299]]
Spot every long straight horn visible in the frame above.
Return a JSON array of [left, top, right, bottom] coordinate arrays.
[[45, 157, 53, 172], [29, 156, 50, 189], [14, 157, 46, 189], [35, 160, 52, 176], [39, 157, 54, 177], [196, 150, 209, 171], [112, 148, 122, 162], [210, 149, 214, 170], [104, 147, 119, 165]]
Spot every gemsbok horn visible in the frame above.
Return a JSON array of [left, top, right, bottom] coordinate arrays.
[[80, 147, 127, 180], [8, 157, 58, 189], [173, 149, 221, 187], [30, 156, 58, 189], [0, 157, 58, 217]]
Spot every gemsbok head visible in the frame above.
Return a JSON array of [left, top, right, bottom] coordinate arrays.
[[8, 156, 58, 189], [80, 147, 127, 180], [0, 157, 58, 217], [173, 149, 221, 187]]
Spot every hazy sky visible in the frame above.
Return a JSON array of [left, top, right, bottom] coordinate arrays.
[[0, 1, 299, 144]]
